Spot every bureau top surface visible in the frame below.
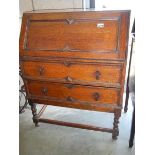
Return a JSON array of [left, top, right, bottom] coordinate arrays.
[[25, 8, 130, 14]]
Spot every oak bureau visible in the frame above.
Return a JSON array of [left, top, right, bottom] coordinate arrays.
[[19, 9, 130, 140]]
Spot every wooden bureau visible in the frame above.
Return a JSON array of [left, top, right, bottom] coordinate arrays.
[[20, 9, 130, 140]]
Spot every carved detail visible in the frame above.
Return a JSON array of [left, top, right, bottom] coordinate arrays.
[[64, 84, 75, 89], [65, 76, 73, 82], [63, 61, 71, 67], [95, 71, 101, 80], [62, 45, 70, 52], [112, 110, 120, 140], [66, 18, 75, 24], [29, 102, 39, 127], [93, 92, 100, 101]]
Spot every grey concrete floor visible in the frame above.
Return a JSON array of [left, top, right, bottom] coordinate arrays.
[[19, 97, 135, 155]]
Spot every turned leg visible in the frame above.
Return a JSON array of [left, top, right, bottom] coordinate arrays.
[[112, 110, 121, 140], [29, 101, 39, 127]]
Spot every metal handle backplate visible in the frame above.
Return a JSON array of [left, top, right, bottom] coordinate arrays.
[[38, 67, 44, 76], [95, 71, 101, 80]]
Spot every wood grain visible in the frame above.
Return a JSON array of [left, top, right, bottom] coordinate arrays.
[[20, 10, 130, 60], [26, 80, 120, 105], [19, 9, 130, 139], [39, 118, 113, 133], [26, 19, 119, 52], [22, 61, 122, 86]]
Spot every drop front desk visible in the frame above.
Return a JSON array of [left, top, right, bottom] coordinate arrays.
[[20, 9, 130, 140]]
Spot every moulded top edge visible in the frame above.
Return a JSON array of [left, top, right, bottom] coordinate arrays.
[[24, 8, 131, 14]]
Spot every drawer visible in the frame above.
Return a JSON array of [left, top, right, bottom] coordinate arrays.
[[21, 61, 122, 87], [26, 81, 120, 105], [20, 11, 130, 60]]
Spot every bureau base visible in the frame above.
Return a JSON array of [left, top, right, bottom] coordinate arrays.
[[29, 103, 121, 140]]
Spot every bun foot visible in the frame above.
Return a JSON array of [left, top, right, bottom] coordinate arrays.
[[112, 135, 118, 140], [29, 101, 39, 127], [35, 123, 39, 127]]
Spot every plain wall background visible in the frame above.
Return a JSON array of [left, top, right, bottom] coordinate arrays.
[[19, 0, 83, 17]]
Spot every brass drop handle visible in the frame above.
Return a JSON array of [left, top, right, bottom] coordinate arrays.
[[38, 67, 44, 76], [41, 87, 48, 95], [95, 71, 101, 80], [66, 96, 75, 102], [93, 92, 100, 101]]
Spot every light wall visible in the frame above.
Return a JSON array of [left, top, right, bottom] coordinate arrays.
[[19, 0, 83, 17]]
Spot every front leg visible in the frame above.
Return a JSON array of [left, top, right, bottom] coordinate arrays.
[[29, 101, 39, 127], [112, 109, 121, 140]]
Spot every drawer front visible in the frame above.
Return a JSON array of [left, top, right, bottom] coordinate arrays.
[[20, 11, 130, 60], [26, 19, 118, 52], [27, 81, 120, 105], [22, 61, 122, 87]]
